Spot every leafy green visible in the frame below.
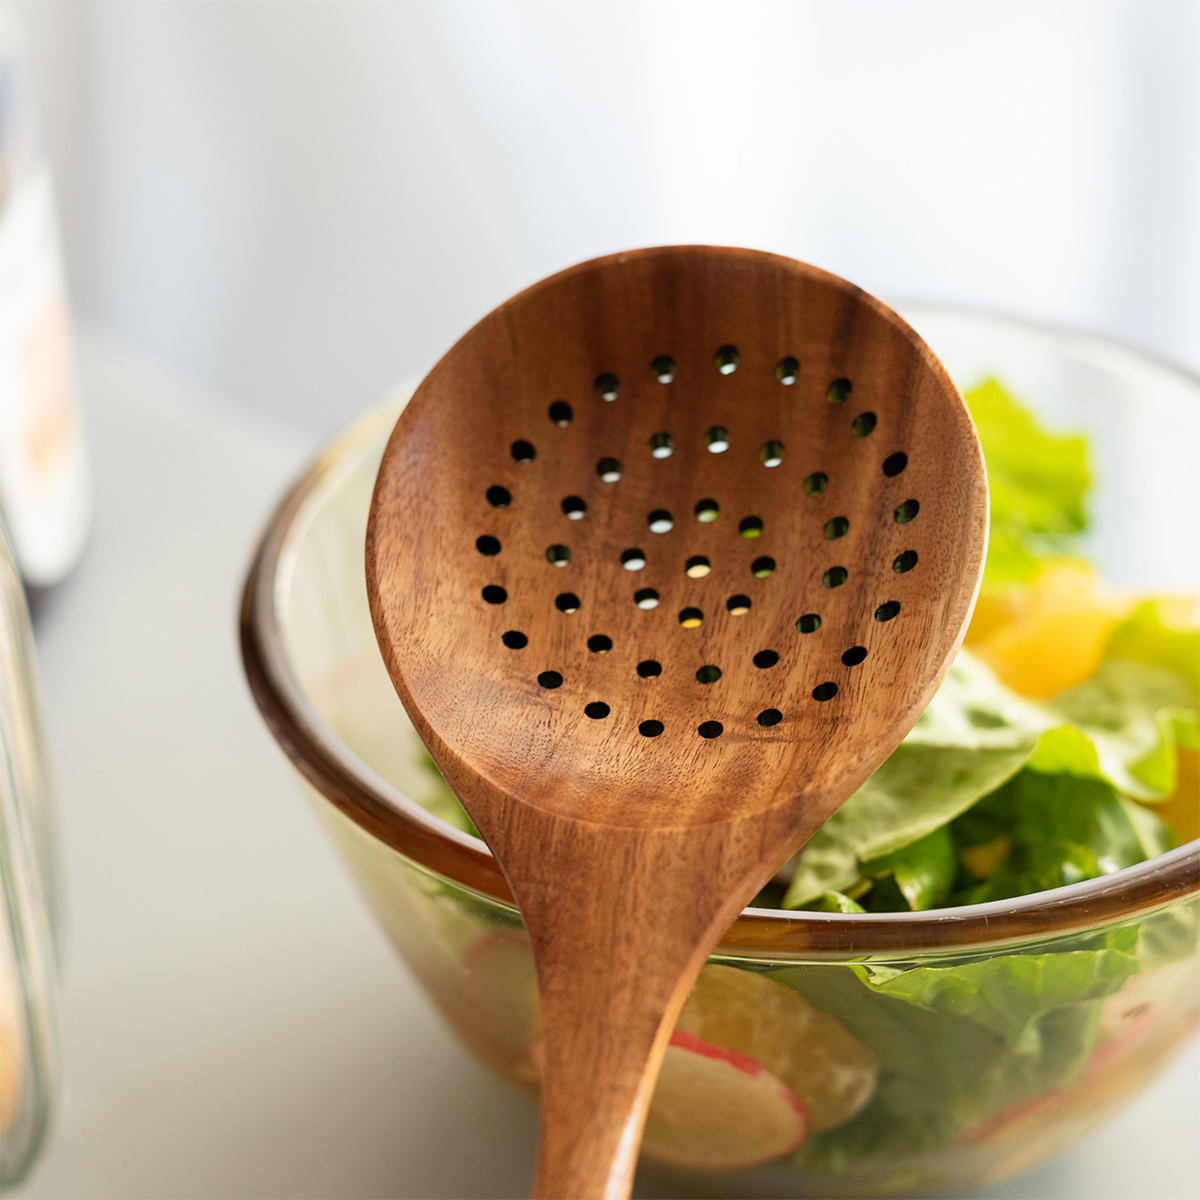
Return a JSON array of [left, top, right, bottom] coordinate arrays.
[[784, 648, 1194, 910], [964, 376, 1090, 588], [948, 769, 1174, 904], [854, 925, 1138, 1048], [810, 890, 867, 914], [1138, 897, 1200, 971], [1105, 599, 1200, 707], [773, 927, 1138, 1168], [1121, 795, 1178, 860], [784, 652, 1048, 908], [1033, 658, 1196, 799], [861, 826, 956, 911]]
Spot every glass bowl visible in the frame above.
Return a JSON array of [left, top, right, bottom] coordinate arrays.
[[240, 307, 1199, 1198]]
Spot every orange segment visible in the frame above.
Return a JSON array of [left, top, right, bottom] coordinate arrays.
[[675, 964, 878, 1132], [966, 562, 1134, 698], [1151, 750, 1200, 845]]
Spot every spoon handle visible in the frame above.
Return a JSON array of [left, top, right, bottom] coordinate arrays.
[[482, 803, 777, 1200]]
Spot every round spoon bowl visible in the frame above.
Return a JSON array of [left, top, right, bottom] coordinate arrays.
[[242, 307, 1199, 1199]]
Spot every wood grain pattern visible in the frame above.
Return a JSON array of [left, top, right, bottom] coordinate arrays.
[[366, 247, 987, 1199]]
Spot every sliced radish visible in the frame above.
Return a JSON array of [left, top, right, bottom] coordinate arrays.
[[640, 1030, 807, 1169], [676, 964, 879, 1132]]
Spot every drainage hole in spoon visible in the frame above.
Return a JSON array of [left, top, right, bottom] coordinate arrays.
[[826, 378, 851, 405], [812, 681, 838, 701], [804, 472, 828, 496], [727, 595, 751, 616], [555, 593, 581, 614], [649, 432, 674, 459], [883, 451, 908, 476], [652, 356, 676, 383], [548, 401, 573, 427], [585, 702, 611, 719], [696, 665, 722, 684], [752, 556, 775, 578], [634, 588, 660, 609], [538, 671, 563, 689], [686, 556, 711, 579], [502, 630, 528, 649], [597, 457, 622, 482], [621, 548, 647, 571], [486, 485, 511, 507], [511, 440, 536, 463], [595, 373, 619, 402], [822, 567, 848, 588], [588, 635, 613, 653], [706, 427, 729, 454], [562, 496, 587, 520], [637, 660, 662, 678], [739, 516, 763, 539], [775, 356, 799, 385], [481, 585, 507, 604], [678, 607, 703, 629], [695, 498, 720, 522], [851, 412, 876, 438], [842, 646, 868, 666], [875, 601, 901, 622], [753, 650, 779, 668], [714, 345, 739, 375], [546, 544, 571, 567], [639, 719, 664, 737], [648, 510, 674, 534], [823, 517, 849, 540], [476, 535, 501, 555], [757, 708, 783, 727], [893, 550, 918, 574], [698, 720, 724, 738], [895, 499, 920, 524], [796, 613, 821, 633], [759, 440, 785, 468]]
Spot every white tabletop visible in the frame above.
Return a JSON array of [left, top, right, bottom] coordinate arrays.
[[13, 333, 1199, 1200]]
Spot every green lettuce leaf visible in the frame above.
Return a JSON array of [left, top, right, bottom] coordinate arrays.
[[1120, 795, 1178, 860], [853, 924, 1138, 1050], [810, 890, 867, 914], [1138, 897, 1200, 971], [784, 652, 1048, 908], [785, 647, 1194, 910], [1034, 657, 1196, 799], [1104, 598, 1200, 707], [948, 769, 1174, 904], [861, 826, 957, 911], [772, 908, 1194, 1174], [964, 376, 1090, 588], [775, 928, 1136, 1169]]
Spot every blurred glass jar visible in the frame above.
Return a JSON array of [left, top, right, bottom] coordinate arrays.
[[0, 516, 58, 1187], [0, 2, 89, 590]]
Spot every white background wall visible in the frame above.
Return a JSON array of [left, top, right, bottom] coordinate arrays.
[[15, 0, 1200, 436]]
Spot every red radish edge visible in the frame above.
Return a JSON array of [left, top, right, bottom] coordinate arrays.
[[668, 1029, 808, 1121]]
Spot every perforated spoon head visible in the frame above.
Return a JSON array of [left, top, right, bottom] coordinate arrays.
[[366, 246, 986, 1200], [368, 246, 986, 834]]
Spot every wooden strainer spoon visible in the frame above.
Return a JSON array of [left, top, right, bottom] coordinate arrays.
[[366, 246, 986, 1199]]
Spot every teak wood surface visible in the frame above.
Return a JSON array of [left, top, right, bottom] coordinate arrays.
[[366, 246, 988, 1199]]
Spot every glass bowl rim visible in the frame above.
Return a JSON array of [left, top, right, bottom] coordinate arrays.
[[239, 306, 1200, 957]]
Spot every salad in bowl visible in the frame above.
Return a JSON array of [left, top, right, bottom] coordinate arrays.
[[241, 309, 1198, 1197]]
